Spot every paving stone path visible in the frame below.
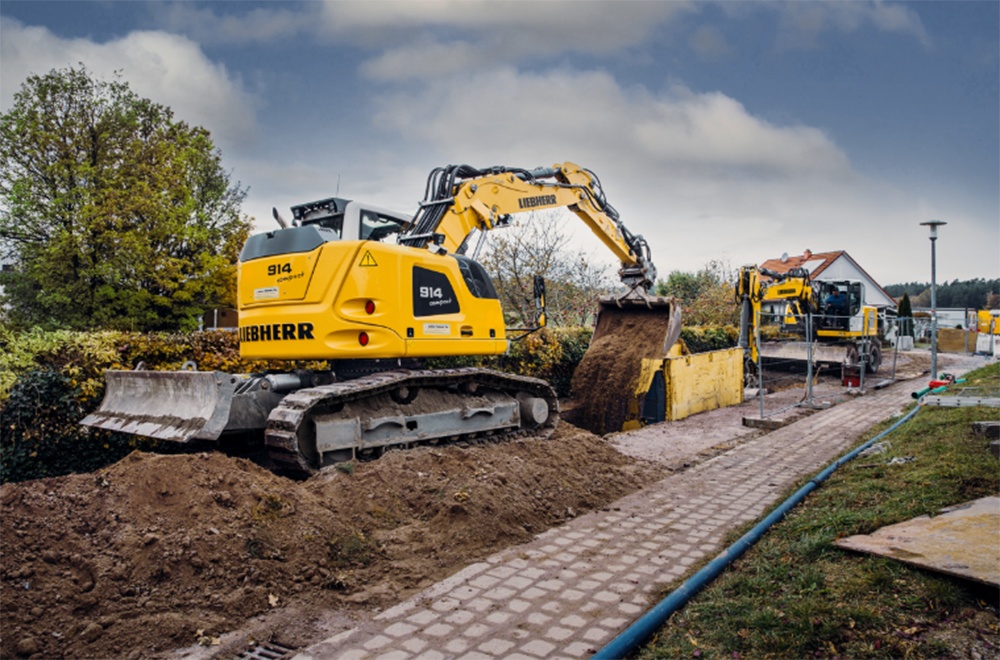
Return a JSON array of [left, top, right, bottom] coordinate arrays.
[[295, 382, 924, 659]]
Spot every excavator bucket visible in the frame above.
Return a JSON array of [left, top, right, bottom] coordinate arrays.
[[81, 370, 240, 443], [571, 294, 681, 435]]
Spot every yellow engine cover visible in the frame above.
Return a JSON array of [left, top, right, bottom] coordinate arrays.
[[237, 235, 508, 360]]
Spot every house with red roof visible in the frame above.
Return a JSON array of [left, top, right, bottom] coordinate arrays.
[[758, 249, 897, 312]]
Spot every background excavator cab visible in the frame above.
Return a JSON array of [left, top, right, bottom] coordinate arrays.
[[817, 280, 864, 332]]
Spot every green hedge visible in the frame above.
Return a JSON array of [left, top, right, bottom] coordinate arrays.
[[0, 327, 597, 483], [0, 329, 324, 484], [425, 326, 593, 397], [0, 368, 144, 483], [679, 325, 740, 353], [0, 324, 747, 483]]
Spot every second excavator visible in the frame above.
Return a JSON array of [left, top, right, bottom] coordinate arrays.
[[735, 265, 882, 384], [83, 162, 679, 477]]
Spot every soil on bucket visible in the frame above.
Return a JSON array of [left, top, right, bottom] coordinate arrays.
[[571, 305, 677, 435]]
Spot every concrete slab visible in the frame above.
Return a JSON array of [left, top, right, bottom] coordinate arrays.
[[741, 417, 788, 430], [834, 497, 1000, 587]]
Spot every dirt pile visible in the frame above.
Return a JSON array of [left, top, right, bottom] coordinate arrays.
[[0, 424, 665, 659], [571, 305, 677, 434]]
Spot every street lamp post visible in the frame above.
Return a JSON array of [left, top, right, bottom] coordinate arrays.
[[920, 220, 946, 379]]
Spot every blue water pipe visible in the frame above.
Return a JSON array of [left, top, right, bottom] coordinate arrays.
[[593, 403, 923, 659]]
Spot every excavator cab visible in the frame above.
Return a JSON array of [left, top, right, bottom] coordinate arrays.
[[816, 280, 864, 332], [290, 197, 411, 241]]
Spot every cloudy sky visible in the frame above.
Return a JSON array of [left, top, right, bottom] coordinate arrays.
[[1, 1, 997, 286]]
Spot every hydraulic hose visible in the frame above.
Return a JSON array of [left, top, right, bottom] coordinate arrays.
[[593, 403, 923, 659]]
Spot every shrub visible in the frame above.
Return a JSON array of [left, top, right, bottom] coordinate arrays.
[[426, 326, 593, 397], [0, 368, 144, 483], [679, 325, 741, 353], [0, 329, 321, 483]]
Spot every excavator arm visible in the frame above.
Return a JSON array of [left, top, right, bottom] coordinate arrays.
[[402, 161, 680, 436], [401, 162, 657, 293]]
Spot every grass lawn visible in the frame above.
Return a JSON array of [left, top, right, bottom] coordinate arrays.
[[640, 362, 999, 659]]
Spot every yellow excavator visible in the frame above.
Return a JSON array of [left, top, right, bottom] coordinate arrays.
[[83, 162, 679, 476], [735, 265, 881, 382]]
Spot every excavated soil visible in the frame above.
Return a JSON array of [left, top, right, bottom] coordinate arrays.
[[571, 306, 676, 435], [0, 424, 666, 659]]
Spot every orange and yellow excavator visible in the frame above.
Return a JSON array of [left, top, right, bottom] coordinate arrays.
[[84, 162, 679, 476]]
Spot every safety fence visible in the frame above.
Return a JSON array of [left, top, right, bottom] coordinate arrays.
[[745, 309, 900, 420]]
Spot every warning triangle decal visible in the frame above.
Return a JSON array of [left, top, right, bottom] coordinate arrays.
[[359, 250, 378, 267]]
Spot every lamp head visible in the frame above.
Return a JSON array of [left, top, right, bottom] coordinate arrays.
[[920, 219, 946, 239]]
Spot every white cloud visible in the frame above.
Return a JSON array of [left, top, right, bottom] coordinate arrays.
[[0, 18, 257, 150], [322, 0, 687, 43], [352, 63, 995, 285], [361, 39, 489, 81], [772, 1, 931, 50], [154, 2, 316, 45], [334, 0, 693, 81], [150, 0, 690, 64], [631, 89, 850, 174], [372, 68, 851, 178], [359, 66, 910, 281]]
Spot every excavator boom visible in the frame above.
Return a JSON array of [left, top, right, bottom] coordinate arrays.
[[403, 162, 658, 293]]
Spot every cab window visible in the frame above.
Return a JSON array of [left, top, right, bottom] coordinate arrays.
[[360, 211, 407, 242]]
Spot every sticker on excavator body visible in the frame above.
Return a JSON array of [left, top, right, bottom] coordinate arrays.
[[423, 323, 451, 335]]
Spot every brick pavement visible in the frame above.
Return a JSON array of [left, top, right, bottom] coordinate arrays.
[[295, 384, 918, 659]]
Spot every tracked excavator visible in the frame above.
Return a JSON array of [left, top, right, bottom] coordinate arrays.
[[735, 265, 881, 383], [83, 162, 679, 477]]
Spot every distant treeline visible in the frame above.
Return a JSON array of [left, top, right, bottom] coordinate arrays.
[[884, 278, 1000, 309]]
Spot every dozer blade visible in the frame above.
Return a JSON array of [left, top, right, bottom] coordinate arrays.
[[571, 294, 681, 435], [80, 370, 239, 443]]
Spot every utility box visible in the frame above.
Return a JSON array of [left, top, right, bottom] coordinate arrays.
[[891, 336, 915, 350]]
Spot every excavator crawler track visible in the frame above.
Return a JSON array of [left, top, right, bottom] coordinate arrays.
[[265, 367, 558, 478]]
